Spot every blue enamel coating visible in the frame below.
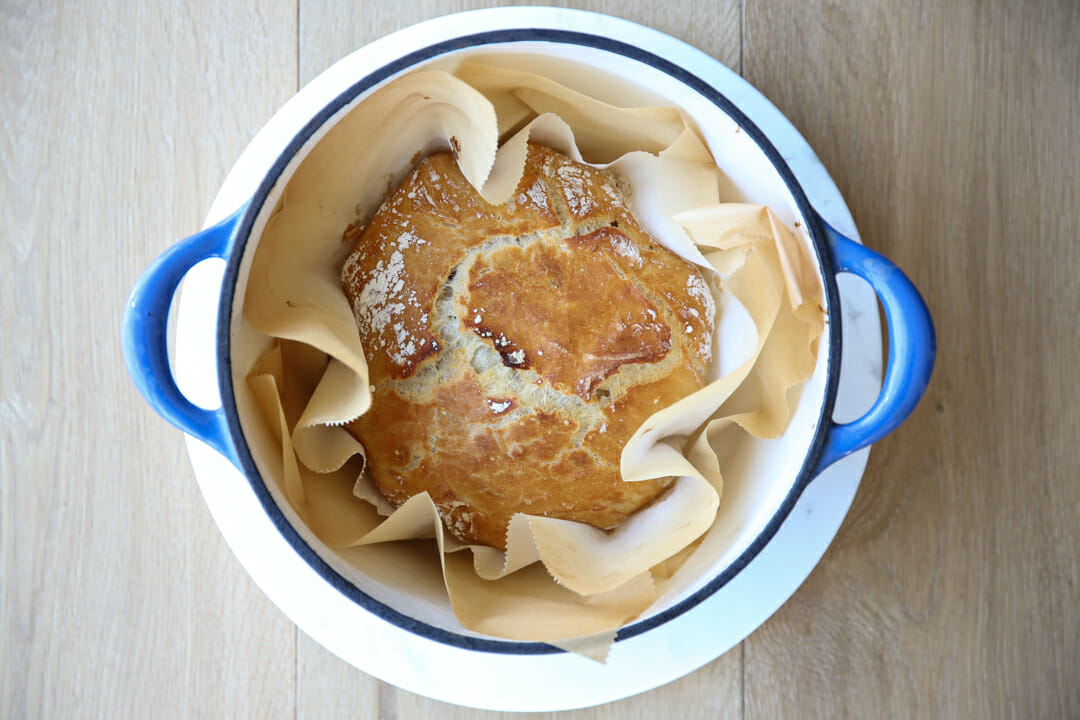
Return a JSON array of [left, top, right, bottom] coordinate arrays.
[[813, 220, 936, 474], [121, 207, 245, 463]]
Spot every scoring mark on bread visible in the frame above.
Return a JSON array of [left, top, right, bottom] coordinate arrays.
[[371, 221, 700, 452]]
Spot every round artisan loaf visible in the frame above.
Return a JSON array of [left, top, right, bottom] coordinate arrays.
[[341, 143, 715, 550]]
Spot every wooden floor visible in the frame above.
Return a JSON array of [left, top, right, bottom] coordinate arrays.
[[2, 1, 1078, 717]]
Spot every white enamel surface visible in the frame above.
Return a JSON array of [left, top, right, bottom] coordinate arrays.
[[172, 7, 882, 712]]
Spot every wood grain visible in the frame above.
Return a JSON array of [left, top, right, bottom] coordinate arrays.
[[2, 0, 1078, 718], [742, 0, 1080, 717], [296, 630, 740, 720], [0, 1, 299, 717], [297, 0, 740, 86]]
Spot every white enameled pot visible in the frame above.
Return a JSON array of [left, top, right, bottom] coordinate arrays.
[[122, 8, 933, 711]]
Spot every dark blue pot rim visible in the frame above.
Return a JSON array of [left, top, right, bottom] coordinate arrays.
[[216, 29, 844, 655]]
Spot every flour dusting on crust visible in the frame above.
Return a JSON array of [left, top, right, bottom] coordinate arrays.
[[609, 232, 643, 266], [686, 274, 717, 359], [344, 231, 429, 367], [556, 163, 597, 217]]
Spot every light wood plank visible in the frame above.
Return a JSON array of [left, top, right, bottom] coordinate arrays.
[[0, 1, 299, 717], [298, 0, 740, 85], [297, 627, 741, 719], [294, 631, 382, 720], [295, 1, 742, 717], [12, 0, 1077, 717], [383, 649, 741, 719], [742, 0, 1080, 717]]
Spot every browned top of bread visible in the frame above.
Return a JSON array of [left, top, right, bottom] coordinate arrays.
[[341, 144, 714, 550]]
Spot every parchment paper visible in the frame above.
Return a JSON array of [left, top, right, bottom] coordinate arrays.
[[241, 60, 824, 656]]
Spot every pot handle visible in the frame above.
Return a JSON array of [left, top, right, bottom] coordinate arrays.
[[812, 219, 935, 475], [121, 207, 245, 462]]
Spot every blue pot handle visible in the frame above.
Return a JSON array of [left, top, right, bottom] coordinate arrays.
[[121, 207, 245, 462], [812, 219, 936, 475]]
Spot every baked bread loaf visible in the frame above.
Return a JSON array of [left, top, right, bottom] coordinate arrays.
[[341, 143, 714, 550]]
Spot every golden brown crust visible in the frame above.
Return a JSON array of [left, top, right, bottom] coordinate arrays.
[[341, 144, 714, 550], [463, 233, 672, 399]]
